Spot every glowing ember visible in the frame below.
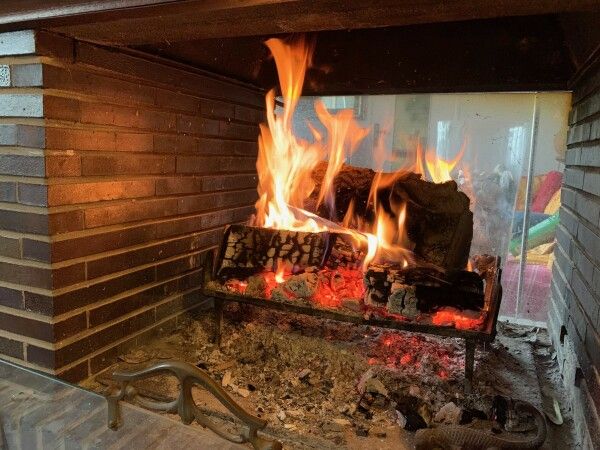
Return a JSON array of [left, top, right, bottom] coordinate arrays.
[[431, 307, 485, 330]]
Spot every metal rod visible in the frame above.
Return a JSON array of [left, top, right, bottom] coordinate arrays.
[[515, 94, 540, 316]]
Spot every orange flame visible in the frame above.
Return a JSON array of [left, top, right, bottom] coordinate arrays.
[[253, 37, 468, 270], [415, 141, 465, 183]]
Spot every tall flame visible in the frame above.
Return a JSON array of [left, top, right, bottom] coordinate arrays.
[[252, 36, 464, 270]]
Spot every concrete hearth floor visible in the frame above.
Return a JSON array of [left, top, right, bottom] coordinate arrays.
[[85, 305, 579, 449]]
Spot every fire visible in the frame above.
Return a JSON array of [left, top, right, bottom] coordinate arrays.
[[275, 265, 285, 284], [415, 141, 465, 183], [252, 36, 465, 270]]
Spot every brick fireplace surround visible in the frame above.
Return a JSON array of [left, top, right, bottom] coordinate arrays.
[[0, 30, 263, 382], [548, 52, 600, 446]]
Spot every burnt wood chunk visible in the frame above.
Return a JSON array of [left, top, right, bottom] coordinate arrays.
[[217, 224, 331, 279], [365, 264, 484, 313], [309, 164, 473, 271]]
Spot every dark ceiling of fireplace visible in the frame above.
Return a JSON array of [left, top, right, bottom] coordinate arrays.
[[1, 1, 599, 93]]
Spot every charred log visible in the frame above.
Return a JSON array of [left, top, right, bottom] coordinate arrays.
[[309, 164, 473, 271], [364, 264, 484, 313], [217, 224, 331, 280]]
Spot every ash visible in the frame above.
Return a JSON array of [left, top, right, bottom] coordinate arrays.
[[87, 305, 578, 449]]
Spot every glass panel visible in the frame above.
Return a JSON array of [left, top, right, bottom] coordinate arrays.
[[290, 92, 571, 323], [0, 359, 242, 449], [514, 93, 570, 323]]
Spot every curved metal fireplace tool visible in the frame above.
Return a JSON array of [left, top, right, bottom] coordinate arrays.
[[106, 360, 282, 450]]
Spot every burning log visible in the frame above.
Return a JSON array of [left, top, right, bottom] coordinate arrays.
[[217, 224, 366, 280], [364, 264, 484, 314], [217, 224, 330, 279], [309, 163, 473, 271]]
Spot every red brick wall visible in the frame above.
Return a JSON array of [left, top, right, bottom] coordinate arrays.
[[0, 30, 263, 381]]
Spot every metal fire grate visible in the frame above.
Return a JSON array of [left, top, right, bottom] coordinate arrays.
[[203, 234, 503, 393]]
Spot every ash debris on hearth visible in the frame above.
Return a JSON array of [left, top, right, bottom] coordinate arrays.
[[87, 308, 575, 449]]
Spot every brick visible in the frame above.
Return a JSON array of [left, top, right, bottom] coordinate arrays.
[[0, 93, 43, 117], [559, 206, 579, 236], [116, 106, 176, 133], [26, 266, 156, 316], [235, 105, 265, 123], [0, 286, 23, 309], [0, 336, 23, 359], [199, 205, 254, 229], [16, 125, 45, 148], [49, 210, 85, 234], [203, 174, 257, 192], [0, 155, 45, 176], [155, 89, 199, 113], [115, 132, 153, 152], [218, 121, 259, 140], [583, 171, 600, 197], [591, 118, 600, 141], [75, 41, 263, 108], [155, 290, 201, 321], [573, 245, 595, 286], [572, 270, 600, 326], [43, 96, 80, 122], [84, 197, 179, 228], [45, 155, 81, 177], [0, 210, 48, 234], [46, 127, 114, 151], [35, 31, 74, 61], [57, 361, 89, 383], [0, 31, 36, 56], [0, 181, 16, 202], [567, 122, 591, 145], [176, 114, 220, 136], [51, 223, 157, 262], [200, 99, 235, 118], [17, 183, 47, 206], [585, 326, 600, 369], [86, 230, 219, 279], [156, 176, 204, 196], [177, 190, 257, 215], [560, 187, 576, 209], [47, 180, 155, 206], [580, 145, 600, 167], [577, 223, 600, 261], [565, 148, 581, 165], [81, 154, 175, 176], [574, 191, 600, 226], [156, 253, 204, 281], [43, 65, 156, 106], [0, 124, 17, 145], [0, 235, 20, 258], [0, 65, 9, 86], [52, 262, 86, 289], [0, 311, 86, 342], [154, 134, 197, 154], [22, 239, 51, 262], [568, 299, 588, 343], [29, 309, 155, 368], [10, 64, 43, 87], [88, 271, 201, 327], [564, 167, 585, 189], [176, 155, 255, 174], [0, 261, 51, 289]]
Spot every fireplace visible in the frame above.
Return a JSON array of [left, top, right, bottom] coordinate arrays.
[[0, 2, 599, 448]]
